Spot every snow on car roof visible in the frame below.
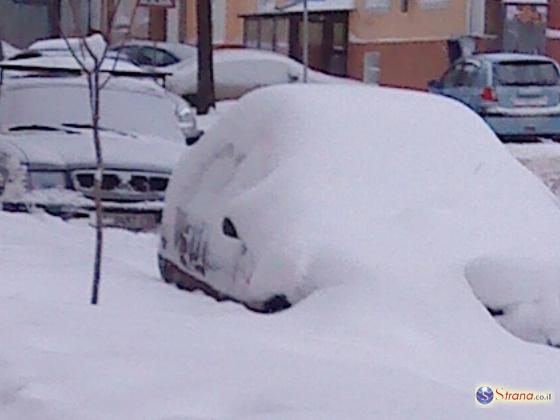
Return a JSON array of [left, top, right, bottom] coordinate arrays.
[[164, 84, 560, 343], [473, 53, 556, 63], [0, 53, 171, 78]]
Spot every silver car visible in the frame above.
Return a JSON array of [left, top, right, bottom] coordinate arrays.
[[0, 54, 194, 229]]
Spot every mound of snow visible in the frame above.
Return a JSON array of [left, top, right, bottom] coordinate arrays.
[[1, 211, 560, 419], [162, 84, 560, 345]]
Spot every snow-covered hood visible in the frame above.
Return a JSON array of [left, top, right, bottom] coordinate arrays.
[[2, 128, 184, 172]]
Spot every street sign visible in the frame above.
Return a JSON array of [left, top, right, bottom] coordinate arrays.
[[137, 0, 176, 8]]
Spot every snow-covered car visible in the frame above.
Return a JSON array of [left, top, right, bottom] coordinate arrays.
[[0, 53, 194, 228], [166, 48, 354, 99], [159, 84, 560, 347]]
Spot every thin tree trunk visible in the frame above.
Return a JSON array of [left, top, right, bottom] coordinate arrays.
[[196, 0, 215, 114], [90, 70, 103, 305]]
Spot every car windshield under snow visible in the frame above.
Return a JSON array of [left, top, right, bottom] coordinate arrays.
[[494, 61, 559, 86]]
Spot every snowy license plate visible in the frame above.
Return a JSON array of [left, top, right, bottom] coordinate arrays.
[[92, 212, 159, 231], [513, 97, 548, 107]]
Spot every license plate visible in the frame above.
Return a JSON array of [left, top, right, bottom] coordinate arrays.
[[91, 212, 159, 231], [513, 97, 549, 107]]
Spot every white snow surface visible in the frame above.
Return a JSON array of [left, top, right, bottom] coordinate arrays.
[[0, 212, 559, 419], [3, 85, 560, 418], [29, 35, 108, 63], [166, 48, 356, 98]]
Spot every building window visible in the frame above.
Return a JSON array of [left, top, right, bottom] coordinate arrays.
[[245, 18, 260, 48], [261, 18, 274, 50], [503, 4, 547, 54], [400, 0, 409, 13], [275, 17, 290, 55], [243, 12, 348, 77], [364, 0, 391, 13], [419, 0, 450, 11]]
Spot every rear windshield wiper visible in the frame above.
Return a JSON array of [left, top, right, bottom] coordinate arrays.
[[8, 124, 78, 134]]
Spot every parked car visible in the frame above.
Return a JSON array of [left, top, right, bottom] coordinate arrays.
[[158, 84, 560, 350], [111, 40, 196, 69], [0, 53, 195, 229], [428, 53, 560, 141], [165, 48, 355, 100]]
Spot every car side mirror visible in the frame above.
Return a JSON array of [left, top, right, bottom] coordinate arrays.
[[428, 79, 442, 90]]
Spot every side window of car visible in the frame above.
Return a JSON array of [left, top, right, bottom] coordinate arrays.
[[441, 64, 463, 88], [457, 63, 480, 87], [137, 47, 156, 66], [118, 46, 144, 65], [154, 49, 180, 67]]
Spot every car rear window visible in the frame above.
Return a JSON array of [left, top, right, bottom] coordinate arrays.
[[494, 61, 559, 86]]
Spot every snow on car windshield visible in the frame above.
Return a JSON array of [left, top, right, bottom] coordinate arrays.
[[0, 77, 184, 143], [494, 61, 559, 86]]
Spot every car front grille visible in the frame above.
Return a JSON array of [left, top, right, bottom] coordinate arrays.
[[71, 170, 169, 201]]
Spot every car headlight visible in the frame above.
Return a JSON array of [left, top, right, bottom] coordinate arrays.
[[176, 105, 196, 133], [28, 171, 67, 190]]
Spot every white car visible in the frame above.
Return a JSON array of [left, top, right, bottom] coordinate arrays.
[[159, 84, 560, 347], [0, 53, 196, 228], [166, 48, 355, 99]]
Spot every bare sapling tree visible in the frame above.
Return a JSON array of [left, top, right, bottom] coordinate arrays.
[[196, 0, 215, 114], [60, 0, 139, 305]]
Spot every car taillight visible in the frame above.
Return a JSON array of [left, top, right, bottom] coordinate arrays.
[[481, 87, 497, 102]]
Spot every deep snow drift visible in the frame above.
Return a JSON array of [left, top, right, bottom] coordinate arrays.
[[2, 211, 560, 419], [162, 84, 560, 345], [3, 85, 560, 418]]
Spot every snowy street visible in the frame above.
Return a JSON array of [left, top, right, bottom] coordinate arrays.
[[4, 87, 560, 419], [1, 210, 560, 420]]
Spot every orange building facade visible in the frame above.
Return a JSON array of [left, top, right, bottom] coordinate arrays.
[[117, 1, 560, 90]]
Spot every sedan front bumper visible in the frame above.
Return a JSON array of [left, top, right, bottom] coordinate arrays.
[[1, 189, 164, 231]]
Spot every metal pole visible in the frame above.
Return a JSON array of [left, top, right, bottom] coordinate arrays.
[[88, 0, 92, 33], [302, 0, 308, 83]]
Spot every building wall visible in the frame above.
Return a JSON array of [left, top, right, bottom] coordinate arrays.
[[350, 0, 468, 42], [185, 0, 254, 47], [348, 39, 450, 89], [346, 0, 468, 88]]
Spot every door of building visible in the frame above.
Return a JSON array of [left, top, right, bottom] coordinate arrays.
[[291, 12, 348, 76]]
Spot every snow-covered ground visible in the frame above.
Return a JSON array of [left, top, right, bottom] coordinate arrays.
[[1, 210, 559, 420], [3, 86, 560, 419]]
